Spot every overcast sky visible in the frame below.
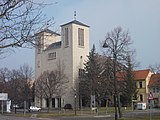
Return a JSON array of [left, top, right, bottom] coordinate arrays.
[[0, 0, 160, 70]]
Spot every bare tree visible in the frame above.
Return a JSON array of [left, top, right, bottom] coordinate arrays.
[[102, 26, 133, 119], [7, 69, 22, 112], [0, 68, 10, 82], [35, 62, 68, 112], [149, 64, 160, 73], [17, 64, 34, 108], [0, 0, 54, 54], [0, 68, 10, 92], [0, 64, 34, 112]]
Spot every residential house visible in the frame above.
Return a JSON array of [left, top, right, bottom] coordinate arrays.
[[117, 69, 152, 104], [148, 74, 160, 107], [133, 69, 152, 103]]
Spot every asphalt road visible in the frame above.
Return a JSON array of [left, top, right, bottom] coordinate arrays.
[[57, 115, 113, 120], [0, 109, 160, 120], [0, 115, 58, 120], [0, 115, 114, 120]]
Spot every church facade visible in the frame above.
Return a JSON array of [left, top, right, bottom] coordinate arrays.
[[35, 19, 90, 108]]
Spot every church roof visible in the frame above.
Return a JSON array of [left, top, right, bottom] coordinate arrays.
[[36, 29, 60, 36], [61, 20, 90, 27], [45, 41, 61, 50]]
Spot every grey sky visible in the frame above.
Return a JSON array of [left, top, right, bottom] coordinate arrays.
[[0, 0, 160, 70]]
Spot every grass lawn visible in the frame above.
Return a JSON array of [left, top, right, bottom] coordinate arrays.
[[14, 111, 76, 118], [98, 107, 132, 113], [9, 107, 160, 120]]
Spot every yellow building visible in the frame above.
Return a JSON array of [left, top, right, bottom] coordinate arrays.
[[117, 69, 152, 104], [148, 74, 160, 107], [133, 69, 152, 103]]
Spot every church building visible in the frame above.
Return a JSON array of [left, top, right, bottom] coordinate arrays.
[[35, 19, 90, 108]]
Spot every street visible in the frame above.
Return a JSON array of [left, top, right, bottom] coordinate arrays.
[[0, 114, 113, 120], [0, 109, 160, 120]]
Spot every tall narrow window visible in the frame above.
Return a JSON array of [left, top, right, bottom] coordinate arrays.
[[140, 94, 143, 101], [65, 28, 69, 47], [139, 81, 142, 88], [78, 28, 84, 47], [52, 98, 55, 108], [58, 98, 61, 108], [134, 82, 137, 88], [37, 38, 41, 54]]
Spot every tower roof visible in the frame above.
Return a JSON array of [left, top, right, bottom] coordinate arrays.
[[61, 20, 90, 27]]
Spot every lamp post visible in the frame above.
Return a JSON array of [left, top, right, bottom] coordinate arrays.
[[74, 93, 77, 115], [103, 38, 118, 120]]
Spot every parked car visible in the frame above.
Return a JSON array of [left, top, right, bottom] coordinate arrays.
[[13, 104, 19, 108], [137, 102, 146, 110], [29, 106, 41, 112], [64, 104, 73, 110]]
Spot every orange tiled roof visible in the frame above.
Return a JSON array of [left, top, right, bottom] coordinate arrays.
[[133, 69, 150, 80], [117, 69, 150, 81], [148, 74, 160, 87]]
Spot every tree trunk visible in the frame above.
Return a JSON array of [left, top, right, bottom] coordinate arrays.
[[40, 96, 43, 108], [117, 94, 122, 118], [48, 97, 52, 112]]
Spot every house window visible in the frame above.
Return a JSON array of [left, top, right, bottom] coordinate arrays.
[[156, 87, 159, 93], [78, 28, 84, 47], [65, 28, 69, 47], [153, 87, 156, 93], [139, 81, 142, 88], [140, 94, 143, 101], [48, 52, 56, 60], [134, 82, 137, 88]]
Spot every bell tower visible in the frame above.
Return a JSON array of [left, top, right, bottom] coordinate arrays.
[[60, 20, 90, 106]]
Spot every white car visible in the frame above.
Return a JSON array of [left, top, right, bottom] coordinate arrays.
[[29, 106, 41, 112]]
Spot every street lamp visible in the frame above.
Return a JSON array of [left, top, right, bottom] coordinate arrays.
[[74, 93, 77, 115], [103, 38, 118, 120]]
